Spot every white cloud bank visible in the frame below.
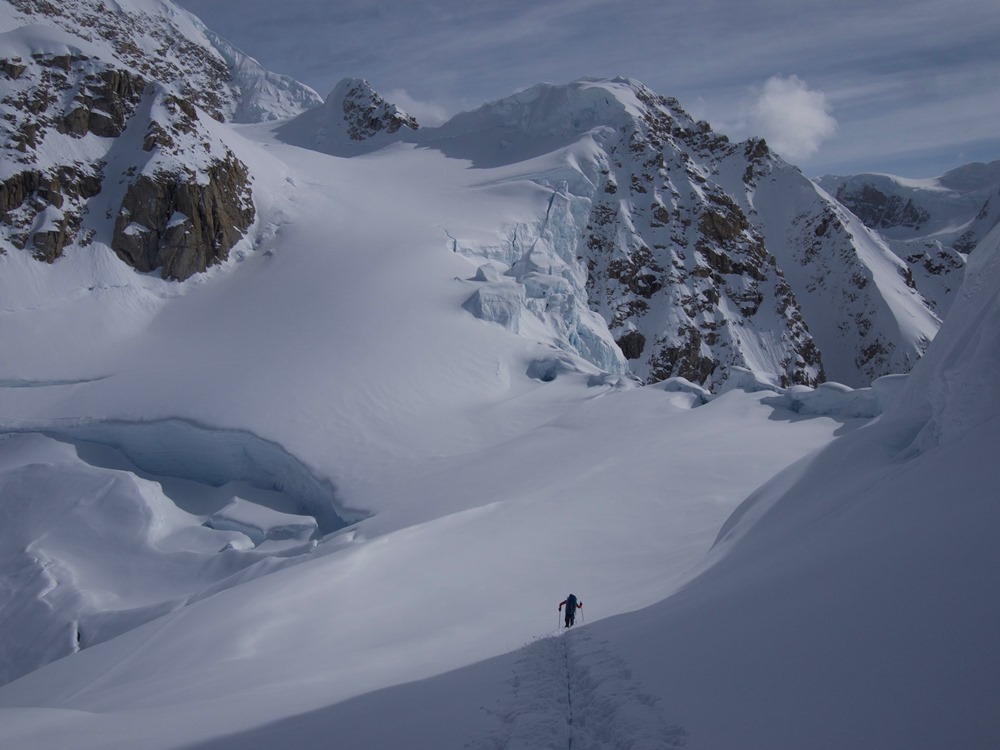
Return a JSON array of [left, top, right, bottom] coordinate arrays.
[[385, 88, 451, 126], [748, 75, 837, 161]]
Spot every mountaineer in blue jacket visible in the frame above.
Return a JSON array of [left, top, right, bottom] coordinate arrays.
[[559, 594, 582, 628]]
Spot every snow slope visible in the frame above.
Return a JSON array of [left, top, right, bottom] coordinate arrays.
[[0, 102, 870, 749], [188, 184, 1000, 750], [0, 4, 995, 748]]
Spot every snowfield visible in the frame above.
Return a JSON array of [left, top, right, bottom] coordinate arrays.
[[1, 36, 999, 750]]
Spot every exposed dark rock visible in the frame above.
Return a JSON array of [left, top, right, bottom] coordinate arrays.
[[647, 327, 717, 384], [836, 184, 929, 231], [1, 166, 102, 258], [1, 58, 26, 80], [112, 152, 255, 281], [616, 330, 646, 360], [339, 79, 418, 142]]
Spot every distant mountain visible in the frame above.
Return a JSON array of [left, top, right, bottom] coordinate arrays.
[[276, 77, 418, 156], [398, 78, 942, 388], [1, 0, 950, 389], [815, 162, 1000, 246], [815, 164, 1000, 317]]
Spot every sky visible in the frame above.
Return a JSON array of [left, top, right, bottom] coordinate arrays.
[[166, 1, 999, 177]]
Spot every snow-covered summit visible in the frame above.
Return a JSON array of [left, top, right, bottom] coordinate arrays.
[[0, 0, 320, 123], [417, 77, 683, 167], [276, 77, 418, 156], [406, 76, 942, 388]]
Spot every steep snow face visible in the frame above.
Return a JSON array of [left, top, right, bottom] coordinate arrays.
[[893, 221, 1000, 451], [196, 27, 323, 123], [747, 167, 942, 386], [276, 77, 418, 156], [422, 77, 942, 389]]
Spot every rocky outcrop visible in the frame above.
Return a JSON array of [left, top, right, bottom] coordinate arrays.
[[59, 68, 147, 138], [338, 79, 418, 141], [276, 78, 418, 156], [1, 165, 103, 261], [6, 0, 320, 123], [112, 152, 255, 281], [2, 34, 257, 279], [834, 183, 929, 231]]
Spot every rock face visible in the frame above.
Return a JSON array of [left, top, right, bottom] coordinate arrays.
[[112, 152, 254, 281], [0, 1, 269, 279], [834, 183, 930, 231], [337, 78, 419, 141]]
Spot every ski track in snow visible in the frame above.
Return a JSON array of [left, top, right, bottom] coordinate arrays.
[[472, 630, 687, 750]]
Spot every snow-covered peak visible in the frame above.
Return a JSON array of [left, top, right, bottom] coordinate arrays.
[[938, 159, 1000, 192], [0, 0, 320, 123], [419, 76, 696, 167], [275, 77, 418, 156], [441, 77, 647, 136]]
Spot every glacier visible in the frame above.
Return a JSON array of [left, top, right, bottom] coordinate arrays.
[[0, 2, 997, 748]]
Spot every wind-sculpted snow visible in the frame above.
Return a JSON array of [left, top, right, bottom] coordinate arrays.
[[0, 420, 359, 686], [15, 417, 356, 532], [759, 374, 909, 419], [893, 222, 1000, 452]]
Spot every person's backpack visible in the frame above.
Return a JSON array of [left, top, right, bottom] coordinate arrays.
[[566, 594, 577, 610]]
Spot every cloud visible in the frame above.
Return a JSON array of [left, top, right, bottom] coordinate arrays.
[[385, 88, 451, 127], [747, 75, 837, 161]]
